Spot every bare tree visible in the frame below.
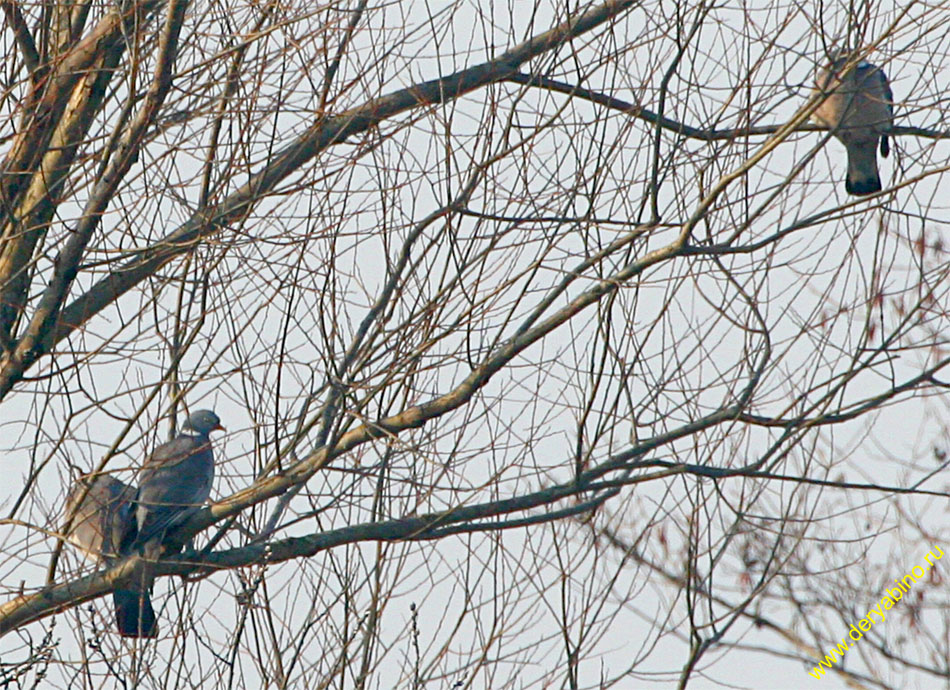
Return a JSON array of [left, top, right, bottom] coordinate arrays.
[[1, 0, 949, 687]]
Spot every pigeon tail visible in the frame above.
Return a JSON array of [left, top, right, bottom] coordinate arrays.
[[845, 140, 882, 196], [113, 587, 158, 638]]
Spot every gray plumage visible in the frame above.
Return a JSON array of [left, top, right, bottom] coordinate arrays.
[[62, 411, 223, 637], [132, 409, 223, 549], [813, 53, 894, 195], [112, 409, 223, 637], [64, 474, 156, 637]]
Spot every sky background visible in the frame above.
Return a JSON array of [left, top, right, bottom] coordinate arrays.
[[1, 1, 949, 687]]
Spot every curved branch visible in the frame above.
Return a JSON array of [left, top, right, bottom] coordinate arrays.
[[0, 0, 644, 397], [0, 469, 620, 633], [505, 72, 950, 142]]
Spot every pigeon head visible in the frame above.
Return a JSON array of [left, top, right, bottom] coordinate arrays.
[[182, 409, 224, 436]]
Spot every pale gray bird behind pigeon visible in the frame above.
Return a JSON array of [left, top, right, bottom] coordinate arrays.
[[64, 474, 156, 637], [813, 52, 894, 195], [115, 409, 223, 637], [65, 474, 134, 563]]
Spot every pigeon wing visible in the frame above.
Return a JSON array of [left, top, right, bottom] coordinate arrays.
[[134, 435, 215, 546]]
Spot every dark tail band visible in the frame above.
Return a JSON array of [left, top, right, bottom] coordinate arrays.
[[113, 588, 158, 638]]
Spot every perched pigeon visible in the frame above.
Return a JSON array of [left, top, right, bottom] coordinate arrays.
[[131, 409, 223, 548], [64, 474, 156, 637], [813, 53, 894, 195], [114, 409, 224, 637]]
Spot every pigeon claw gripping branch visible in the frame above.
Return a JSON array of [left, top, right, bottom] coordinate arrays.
[[809, 546, 945, 680]]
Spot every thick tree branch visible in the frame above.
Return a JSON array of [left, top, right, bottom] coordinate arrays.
[[7, 417, 946, 635], [1, 0, 40, 73], [0, 469, 622, 633], [0, 0, 643, 397], [0, 0, 164, 346], [0, 0, 190, 397]]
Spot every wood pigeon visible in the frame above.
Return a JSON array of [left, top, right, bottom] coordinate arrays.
[[114, 409, 224, 637], [813, 53, 894, 195], [64, 474, 156, 637], [130, 409, 223, 550]]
